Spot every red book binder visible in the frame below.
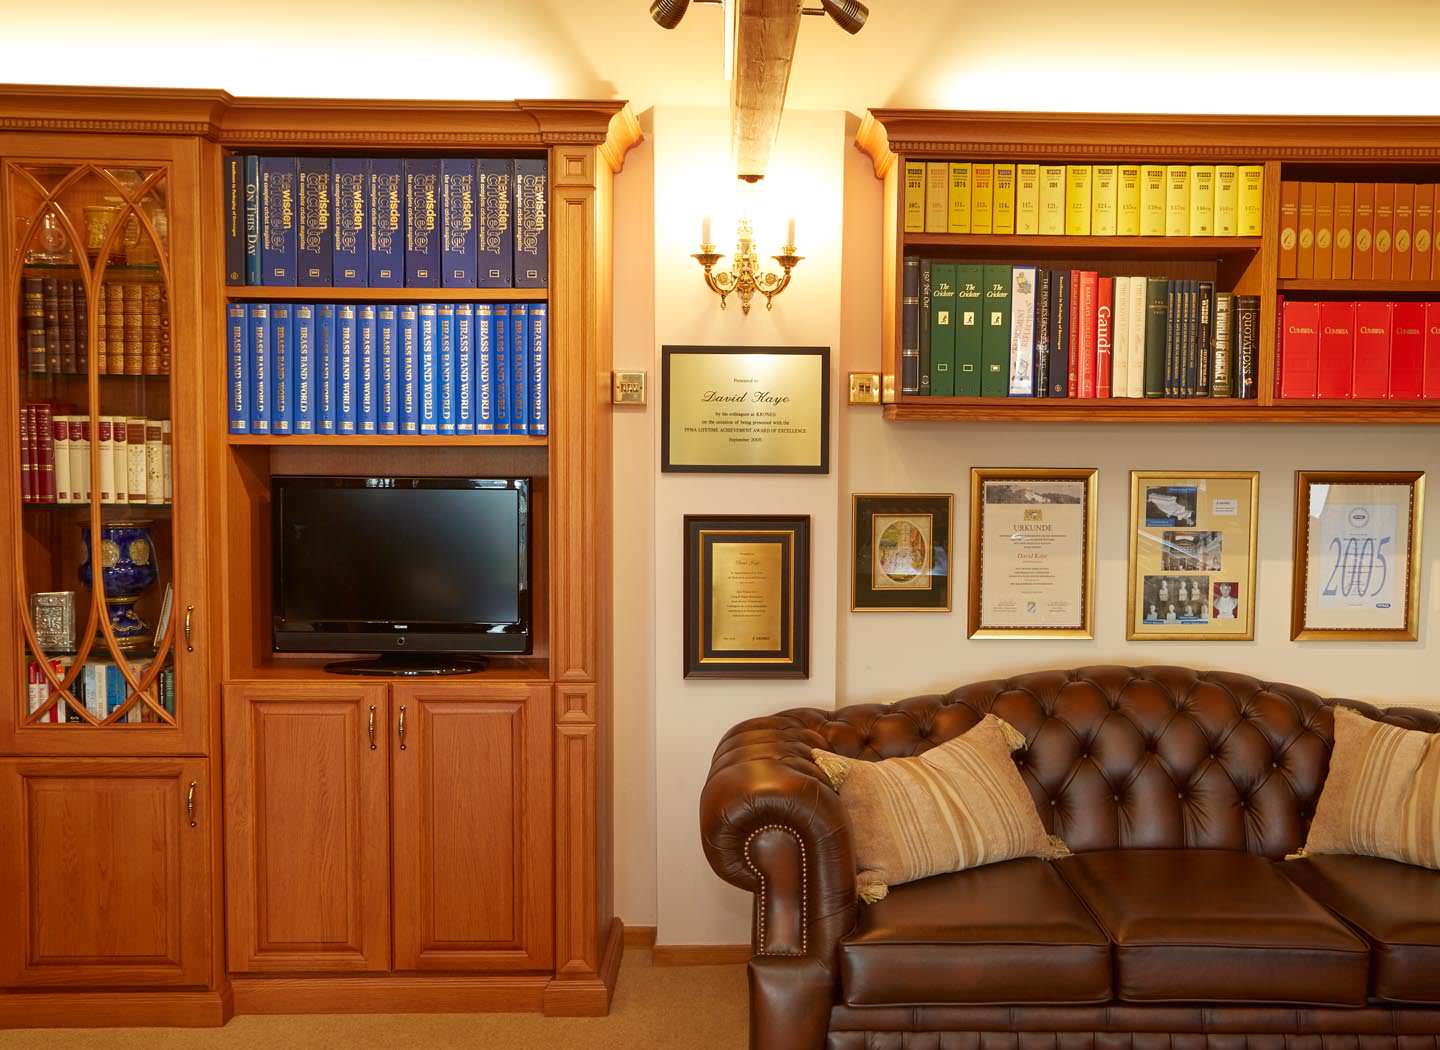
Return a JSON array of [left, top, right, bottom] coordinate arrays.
[[1390, 301, 1425, 400], [1425, 302, 1440, 399], [1067, 268, 1080, 397], [1316, 301, 1355, 399], [1096, 276, 1114, 398], [1078, 270, 1098, 398], [1353, 301, 1393, 399], [19, 405, 33, 504], [1279, 300, 1320, 399], [33, 403, 55, 504]]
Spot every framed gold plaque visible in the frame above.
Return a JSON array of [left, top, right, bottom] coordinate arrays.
[[969, 468, 1096, 638], [852, 493, 953, 611], [683, 515, 810, 678], [1127, 470, 1259, 641], [1291, 471, 1424, 641], [662, 346, 830, 473]]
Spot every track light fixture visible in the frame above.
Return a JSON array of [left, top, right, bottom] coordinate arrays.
[[649, 0, 692, 30], [814, 0, 868, 34]]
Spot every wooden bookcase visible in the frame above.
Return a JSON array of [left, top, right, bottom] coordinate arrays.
[[0, 85, 639, 1027], [856, 110, 1440, 423]]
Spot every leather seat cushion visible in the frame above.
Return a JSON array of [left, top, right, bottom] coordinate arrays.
[[839, 857, 1111, 1006], [1056, 849, 1370, 1006], [1282, 853, 1440, 1004]]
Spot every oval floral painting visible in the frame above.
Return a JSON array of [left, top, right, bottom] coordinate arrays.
[[873, 514, 933, 591]]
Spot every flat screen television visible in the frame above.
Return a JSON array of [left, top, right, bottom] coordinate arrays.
[[272, 476, 531, 675]]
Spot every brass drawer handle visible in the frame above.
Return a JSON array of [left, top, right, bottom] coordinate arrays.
[[398, 705, 407, 751], [368, 705, 377, 751], [183, 604, 195, 652], [185, 781, 197, 827]]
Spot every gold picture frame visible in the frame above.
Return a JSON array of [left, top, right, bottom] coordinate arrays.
[[1126, 470, 1259, 641], [968, 468, 1097, 638], [1291, 471, 1424, 642], [851, 493, 954, 612]]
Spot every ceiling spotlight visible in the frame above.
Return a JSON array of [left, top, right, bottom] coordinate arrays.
[[649, 0, 692, 29], [817, 0, 868, 34]]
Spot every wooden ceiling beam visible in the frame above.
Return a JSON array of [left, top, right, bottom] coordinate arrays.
[[730, 0, 802, 181]]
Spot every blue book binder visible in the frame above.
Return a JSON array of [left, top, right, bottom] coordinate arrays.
[[440, 159, 477, 287], [243, 156, 261, 285], [378, 305, 399, 434], [510, 303, 529, 435], [227, 303, 249, 433], [317, 304, 337, 434], [436, 304, 456, 434], [224, 155, 245, 285], [398, 305, 419, 434], [492, 304, 511, 435], [337, 304, 357, 434], [455, 304, 475, 434], [259, 157, 298, 285], [293, 304, 316, 434], [405, 159, 442, 288], [368, 159, 404, 288], [270, 304, 293, 434], [477, 160, 514, 288], [357, 304, 378, 434], [475, 303, 495, 433], [297, 158, 332, 286], [248, 304, 271, 433], [528, 302, 548, 437], [513, 158, 548, 288], [418, 303, 439, 433], [332, 158, 368, 288]]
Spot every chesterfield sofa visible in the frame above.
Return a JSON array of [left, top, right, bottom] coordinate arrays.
[[700, 666, 1440, 1050]]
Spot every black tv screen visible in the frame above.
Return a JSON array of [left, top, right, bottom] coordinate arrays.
[[272, 476, 530, 656]]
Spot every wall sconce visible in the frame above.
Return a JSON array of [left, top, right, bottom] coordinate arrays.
[[692, 215, 802, 314]]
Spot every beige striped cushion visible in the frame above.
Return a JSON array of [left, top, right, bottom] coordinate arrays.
[[813, 714, 1069, 903], [1300, 706, 1440, 869]]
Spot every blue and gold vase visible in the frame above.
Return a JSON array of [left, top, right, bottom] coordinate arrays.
[[79, 521, 159, 653]]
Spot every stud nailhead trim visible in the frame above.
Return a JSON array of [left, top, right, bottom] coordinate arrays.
[[743, 824, 808, 957]]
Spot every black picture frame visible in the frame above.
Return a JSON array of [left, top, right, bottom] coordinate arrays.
[[852, 493, 954, 612], [661, 345, 830, 474], [682, 515, 811, 679]]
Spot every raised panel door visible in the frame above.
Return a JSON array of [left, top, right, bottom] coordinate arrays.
[[0, 757, 210, 987], [223, 681, 390, 973], [391, 681, 552, 971]]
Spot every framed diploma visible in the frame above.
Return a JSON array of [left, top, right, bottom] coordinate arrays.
[[683, 515, 810, 678], [1291, 471, 1424, 641], [968, 468, 1096, 638], [852, 493, 954, 612], [662, 346, 830, 473], [1127, 471, 1259, 641]]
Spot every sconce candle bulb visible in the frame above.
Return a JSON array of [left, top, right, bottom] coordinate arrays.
[[692, 216, 802, 314]]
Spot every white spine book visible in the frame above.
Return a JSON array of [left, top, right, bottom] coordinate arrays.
[[145, 420, 163, 504], [53, 416, 73, 504], [97, 417, 116, 504], [126, 418, 146, 504], [1128, 275, 1147, 397], [1111, 278, 1130, 399], [1008, 265, 1037, 396], [69, 418, 89, 502], [161, 420, 173, 503], [109, 416, 127, 504]]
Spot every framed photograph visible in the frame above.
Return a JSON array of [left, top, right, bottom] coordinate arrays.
[[683, 515, 810, 678], [1127, 471, 1259, 640], [1291, 471, 1424, 641], [661, 345, 830, 474], [852, 493, 954, 612], [968, 468, 1097, 638]]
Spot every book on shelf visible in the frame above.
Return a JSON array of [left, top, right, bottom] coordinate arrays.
[[954, 264, 982, 396], [1214, 166, 1238, 237], [979, 264, 1011, 396], [923, 161, 947, 234], [1297, 181, 1316, 279], [1065, 165, 1091, 236], [226, 300, 548, 436], [1094, 276, 1113, 398], [971, 163, 994, 235], [405, 159, 442, 288], [902, 161, 924, 233], [1394, 183, 1414, 281], [900, 256, 921, 394], [21, 276, 165, 377], [297, 157, 333, 287], [244, 155, 262, 285], [441, 159, 478, 287], [1315, 182, 1335, 279], [513, 158, 549, 288], [918, 260, 932, 394], [1188, 165, 1215, 237], [1374, 183, 1394, 280], [477, 159, 515, 288], [1008, 266, 1037, 396], [369, 158, 405, 288], [1334, 182, 1355, 280], [259, 157, 298, 285], [1091, 165, 1117, 237], [332, 158, 369, 287], [224, 154, 245, 285], [1354, 183, 1375, 279], [1039, 164, 1065, 236], [21, 404, 171, 505], [992, 163, 1016, 235], [26, 654, 177, 725], [1239, 165, 1264, 236], [947, 162, 972, 234], [928, 263, 956, 396], [1015, 164, 1038, 235], [1278, 297, 1440, 400]]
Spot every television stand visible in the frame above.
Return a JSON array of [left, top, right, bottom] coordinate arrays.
[[324, 654, 490, 677]]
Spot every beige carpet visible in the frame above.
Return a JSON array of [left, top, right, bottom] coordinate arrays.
[[0, 950, 748, 1050]]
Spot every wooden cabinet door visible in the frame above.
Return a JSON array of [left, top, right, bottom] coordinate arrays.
[[0, 757, 211, 987], [392, 681, 552, 971], [223, 681, 390, 973]]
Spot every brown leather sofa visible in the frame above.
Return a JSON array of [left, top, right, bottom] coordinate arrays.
[[700, 666, 1440, 1050]]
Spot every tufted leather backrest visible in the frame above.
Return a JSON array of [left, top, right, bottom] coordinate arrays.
[[778, 666, 1440, 860]]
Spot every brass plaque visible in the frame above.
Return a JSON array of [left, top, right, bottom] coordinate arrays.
[[662, 346, 830, 473], [709, 541, 784, 652]]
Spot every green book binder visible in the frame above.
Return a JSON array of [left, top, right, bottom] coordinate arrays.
[[929, 262, 957, 396], [1144, 277, 1169, 398], [980, 264, 1013, 397], [953, 263, 984, 396]]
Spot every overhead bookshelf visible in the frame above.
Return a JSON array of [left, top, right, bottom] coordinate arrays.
[[224, 286, 549, 302], [856, 110, 1440, 424]]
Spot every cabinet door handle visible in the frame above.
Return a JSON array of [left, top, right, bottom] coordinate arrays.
[[183, 604, 195, 652], [185, 781, 197, 828], [398, 705, 407, 751], [367, 705, 377, 751]]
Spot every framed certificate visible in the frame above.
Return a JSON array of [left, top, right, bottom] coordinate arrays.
[[968, 468, 1096, 638], [852, 493, 953, 612], [683, 515, 810, 678], [662, 346, 830, 474], [1127, 471, 1259, 641], [1291, 471, 1424, 641]]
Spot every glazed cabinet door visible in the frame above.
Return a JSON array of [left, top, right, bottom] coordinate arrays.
[[391, 681, 552, 972], [0, 756, 211, 987], [0, 133, 209, 755], [223, 682, 391, 973]]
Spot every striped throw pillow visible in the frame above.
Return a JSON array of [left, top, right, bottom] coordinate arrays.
[[1300, 706, 1440, 869], [813, 714, 1069, 903]]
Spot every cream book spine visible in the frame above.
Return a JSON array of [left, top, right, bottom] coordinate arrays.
[[1128, 275, 1147, 397], [1117, 165, 1142, 236]]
